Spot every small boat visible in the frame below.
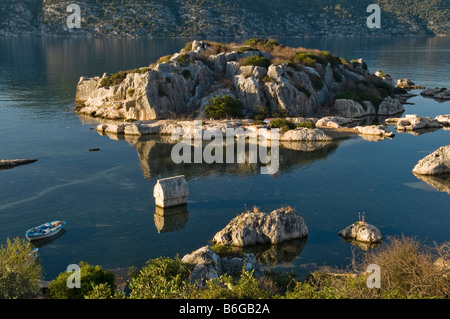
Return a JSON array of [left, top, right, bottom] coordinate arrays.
[[26, 221, 66, 241]]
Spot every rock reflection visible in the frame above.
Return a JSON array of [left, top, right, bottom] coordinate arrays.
[[339, 237, 382, 251], [413, 173, 450, 194], [95, 133, 341, 179], [154, 205, 189, 233], [241, 238, 308, 265]]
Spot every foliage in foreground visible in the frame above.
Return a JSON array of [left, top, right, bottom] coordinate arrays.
[[0, 238, 42, 299], [1, 236, 448, 299]]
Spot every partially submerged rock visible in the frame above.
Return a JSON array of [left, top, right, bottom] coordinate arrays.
[[315, 116, 355, 128], [421, 87, 450, 100], [212, 206, 308, 247], [0, 159, 38, 169], [279, 128, 333, 141], [396, 78, 424, 90], [435, 115, 450, 126], [338, 221, 382, 244], [353, 125, 394, 138], [412, 145, 450, 175], [394, 115, 441, 131]]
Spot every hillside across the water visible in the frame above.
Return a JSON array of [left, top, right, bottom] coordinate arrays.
[[0, 0, 449, 37]]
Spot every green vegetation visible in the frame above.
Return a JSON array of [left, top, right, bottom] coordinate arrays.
[[100, 67, 151, 88], [270, 119, 297, 132], [128, 256, 192, 299], [239, 56, 272, 68], [0, 238, 42, 299], [46, 261, 115, 299], [205, 95, 243, 119], [310, 74, 324, 91], [297, 121, 315, 129], [127, 89, 135, 97], [3, 1, 449, 38], [1, 235, 448, 299]]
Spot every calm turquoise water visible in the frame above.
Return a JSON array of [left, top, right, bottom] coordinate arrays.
[[0, 37, 449, 280]]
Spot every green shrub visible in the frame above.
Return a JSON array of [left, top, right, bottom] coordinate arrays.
[[197, 270, 273, 299], [100, 71, 128, 87], [205, 95, 243, 119], [297, 86, 312, 97], [100, 67, 151, 88], [310, 74, 324, 91], [156, 54, 173, 64], [181, 69, 191, 79], [262, 75, 275, 83], [46, 261, 115, 299], [294, 52, 326, 67], [0, 237, 43, 299], [297, 121, 315, 129], [333, 70, 343, 82], [254, 105, 271, 120], [252, 119, 266, 125], [319, 51, 341, 68], [128, 256, 193, 299], [243, 38, 278, 48], [270, 118, 296, 130], [239, 56, 272, 68], [175, 54, 191, 65], [236, 46, 258, 53], [127, 89, 135, 97]]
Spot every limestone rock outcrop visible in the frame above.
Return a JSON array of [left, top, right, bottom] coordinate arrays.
[[181, 245, 263, 284], [412, 145, 450, 175], [353, 125, 395, 137], [212, 206, 308, 247], [338, 221, 382, 244]]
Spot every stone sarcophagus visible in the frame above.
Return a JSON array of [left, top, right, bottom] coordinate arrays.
[[153, 175, 189, 208]]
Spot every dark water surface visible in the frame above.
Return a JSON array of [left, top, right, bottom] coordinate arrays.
[[0, 37, 449, 280]]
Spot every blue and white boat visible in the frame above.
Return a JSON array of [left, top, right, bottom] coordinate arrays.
[[26, 221, 66, 241]]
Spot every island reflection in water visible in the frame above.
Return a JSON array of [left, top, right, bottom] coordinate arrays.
[[97, 132, 341, 179]]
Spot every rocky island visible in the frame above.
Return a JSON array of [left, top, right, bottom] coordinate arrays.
[[75, 39, 406, 128]]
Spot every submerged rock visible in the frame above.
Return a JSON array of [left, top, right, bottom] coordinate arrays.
[[396, 78, 424, 90], [0, 159, 38, 169], [412, 145, 450, 175], [421, 87, 450, 100], [435, 115, 450, 126], [212, 206, 308, 247], [279, 128, 333, 141], [394, 115, 441, 131], [338, 221, 382, 244], [315, 116, 355, 128], [353, 125, 394, 137]]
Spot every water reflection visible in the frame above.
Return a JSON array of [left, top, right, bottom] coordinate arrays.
[[413, 173, 450, 195], [154, 205, 189, 233], [240, 238, 308, 265], [96, 132, 341, 179]]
